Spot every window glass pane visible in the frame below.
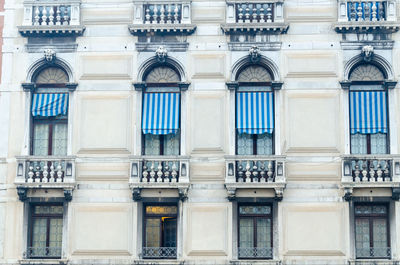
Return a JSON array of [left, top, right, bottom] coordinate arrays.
[[256, 133, 273, 155], [145, 218, 161, 247], [32, 218, 47, 256], [355, 205, 387, 215], [239, 206, 271, 215], [163, 218, 177, 247], [33, 123, 49, 156], [164, 133, 180, 156], [371, 133, 387, 154], [239, 218, 254, 248], [373, 219, 388, 252], [237, 133, 253, 155], [351, 134, 367, 154], [49, 218, 63, 257], [144, 134, 161, 155], [146, 206, 177, 215], [355, 218, 370, 257], [52, 123, 68, 156], [256, 218, 271, 248], [34, 205, 63, 215]]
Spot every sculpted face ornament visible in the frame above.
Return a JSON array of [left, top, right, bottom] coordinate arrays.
[[249, 45, 260, 63], [155, 46, 168, 63], [361, 45, 374, 62], [44, 49, 56, 63]]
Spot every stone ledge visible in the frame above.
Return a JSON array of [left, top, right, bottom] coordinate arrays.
[[334, 22, 400, 34], [221, 23, 289, 34], [128, 24, 196, 35], [18, 26, 85, 37]]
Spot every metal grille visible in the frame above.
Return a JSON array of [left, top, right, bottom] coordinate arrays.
[[26, 247, 62, 258], [238, 247, 273, 259], [142, 247, 177, 259], [356, 247, 391, 258]]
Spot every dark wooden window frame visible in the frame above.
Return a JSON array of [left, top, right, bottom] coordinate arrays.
[[235, 86, 275, 156], [141, 88, 181, 156], [348, 84, 390, 155], [237, 203, 273, 260], [28, 203, 64, 259], [354, 203, 391, 259], [142, 203, 178, 259]]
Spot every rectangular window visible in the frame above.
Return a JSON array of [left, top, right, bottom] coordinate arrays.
[[143, 205, 177, 259], [28, 205, 64, 259], [142, 92, 180, 155], [349, 91, 388, 154], [236, 92, 274, 155], [354, 204, 390, 259], [238, 205, 272, 259], [31, 93, 69, 156]]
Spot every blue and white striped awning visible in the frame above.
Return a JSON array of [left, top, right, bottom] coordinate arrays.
[[31, 93, 69, 117], [350, 91, 388, 134], [142, 92, 180, 135], [236, 92, 274, 134]]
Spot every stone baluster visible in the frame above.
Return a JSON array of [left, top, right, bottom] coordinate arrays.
[[152, 5, 158, 24], [384, 161, 390, 181], [260, 162, 266, 182], [252, 161, 259, 182], [244, 5, 250, 23], [28, 166, 34, 183], [174, 5, 179, 24], [252, 6, 257, 23], [372, 2, 378, 21], [369, 162, 376, 182], [41, 7, 48, 25], [379, 2, 385, 21], [156, 162, 163, 182], [364, 2, 370, 21], [354, 163, 361, 182], [145, 7, 151, 24], [259, 6, 265, 23], [167, 4, 173, 24], [160, 5, 165, 24], [149, 162, 156, 182], [164, 164, 171, 183], [35, 166, 41, 183], [56, 164, 63, 182], [350, 3, 357, 21], [267, 161, 274, 182], [48, 7, 54, 25], [34, 6, 40, 25], [357, 2, 363, 21], [62, 7, 69, 25], [376, 162, 383, 182], [49, 164, 55, 183], [171, 162, 178, 182], [142, 165, 149, 182], [42, 164, 49, 183], [245, 161, 252, 183], [361, 161, 368, 182], [266, 4, 272, 23], [56, 6, 61, 25]]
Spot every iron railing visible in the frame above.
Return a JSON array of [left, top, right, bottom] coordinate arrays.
[[26, 246, 62, 259], [238, 247, 273, 259], [142, 247, 177, 259], [356, 247, 391, 259]]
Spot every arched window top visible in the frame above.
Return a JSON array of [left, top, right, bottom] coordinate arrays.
[[144, 66, 181, 83], [236, 65, 272, 82], [34, 67, 69, 84], [349, 64, 386, 81]]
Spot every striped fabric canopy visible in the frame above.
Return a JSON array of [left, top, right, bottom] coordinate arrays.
[[350, 91, 388, 134], [142, 92, 180, 135], [31, 93, 69, 117], [236, 92, 274, 134]]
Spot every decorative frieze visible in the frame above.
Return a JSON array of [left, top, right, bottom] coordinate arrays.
[[221, 1, 288, 34], [18, 0, 84, 36], [129, 1, 196, 35], [225, 156, 286, 200]]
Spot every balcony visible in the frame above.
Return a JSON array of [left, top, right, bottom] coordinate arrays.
[[334, 0, 399, 33], [356, 247, 391, 259], [18, 0, 84, 37], [129, 1, 196, 35], [26, 247, 62, 259], [238, 247, 273, 259], [341, 155, 400, 199], [221, 1, 288, 34], [15, 156, 76, 201], [129, 156, 190, 201], [142, 247, 177, 259], [225, 156, 286, 200]]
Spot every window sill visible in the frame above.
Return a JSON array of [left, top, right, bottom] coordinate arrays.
[[134, 259, 184, 265], [19, 259, 68, 265], [230, 260, 280, 265], [349, 259, 397, 265]]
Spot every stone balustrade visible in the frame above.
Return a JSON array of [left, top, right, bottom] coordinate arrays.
[[335, 0, 399, 32], [129, 1, 195, 34], [225, 156, 286, 200], [19, 0, 84, 36], [15, 156, 75, 185]]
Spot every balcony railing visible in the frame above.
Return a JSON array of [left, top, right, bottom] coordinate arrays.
[[26, 246, 62, 259], [19, 0, 84, 36], [142, 247, 177, 259], [129, 1, 195, 34], [15, 156, 76, 188], [342, 155, 400, 185], [335, 0, 399, 33], [221, 1, 288, 34], [356, 247, 391, 259], [225, 156, 286, 200], [238, 247, 273, 259]]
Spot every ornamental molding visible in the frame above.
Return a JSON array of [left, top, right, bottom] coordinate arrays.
[[249, 45, 260, 63], [155, 46, 168, 63], [361, 45, 374, 62]]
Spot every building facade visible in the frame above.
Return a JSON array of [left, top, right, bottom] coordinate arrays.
[[1, 0, 400, 265]]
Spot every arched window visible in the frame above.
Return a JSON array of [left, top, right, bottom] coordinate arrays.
[[235, 64, 274, 155], [31, 66, 69, 156], [141, 65, 181, 156], [348, 63, 388, 154]]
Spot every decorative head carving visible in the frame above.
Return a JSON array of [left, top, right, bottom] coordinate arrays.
[[249, 45, 260, 63], [44, 49, 56, 63], [361, 45, 374, 62], [155, 45, 168, 63]]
